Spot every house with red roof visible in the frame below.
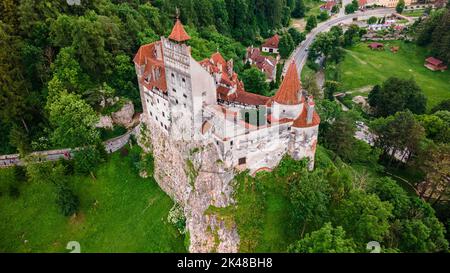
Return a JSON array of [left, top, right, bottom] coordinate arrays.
[[320, 1, 337, 14], [245, 46, 279, 82], [261, 34, 280, 54], [424, 57, 448, 71]]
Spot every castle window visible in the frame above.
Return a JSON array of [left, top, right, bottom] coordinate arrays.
[[183, 93, 187, 98], [173, 88, 176, 93], [160, 122, 163, 127], [176, 99, 179, 104], [182, 78, 186, 87], [230, 141, 234, 146], [156, 116, 158, 121], [162, 112, 165, 117], [184, 103, 187, 108], [164, 125, 168, 130], [238, 157, 246, 165]]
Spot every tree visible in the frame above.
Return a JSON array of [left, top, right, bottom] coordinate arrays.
[[345, 4, 356, 14], [415, 8, 450, 63], [416, 112, 450, 143], [48, 91, 100, 148], [396, 198, 449, 252], [324, 80, 340, 101], [303, 74, 322, 99], [291, 0, 306, 18], [288, 223, 356, 253], [368, 177, 411, 218], [370, 111, 426, 165], [416, 143, 450, 204], [318, 11, 329, 22], [334, 191, 393, 245], [431, 99, 450, 113], [324, 113, 358, 162], [305, 16, 317, 32], [308, 31, 342, 65], [343, 24, 361, 47], [288, 27, 305, 45], [368, 77, 427, 117], [396, 0, 405, 14], [289, 168, 332, 236], [368, 16, 377, 25], [56, 182, 80, 216], [73, 145, 105, 175], [278, 33, 295, 58], [241, 67, 269, 95]]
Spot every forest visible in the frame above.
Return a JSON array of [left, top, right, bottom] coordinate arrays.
[[0, 0, 298, 155]]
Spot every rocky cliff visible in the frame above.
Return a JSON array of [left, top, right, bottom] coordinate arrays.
[[138, 117, 239, 253]]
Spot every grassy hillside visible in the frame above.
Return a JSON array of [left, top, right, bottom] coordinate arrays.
[[0, 146, 185, 253], [338, 41, 450, 109]]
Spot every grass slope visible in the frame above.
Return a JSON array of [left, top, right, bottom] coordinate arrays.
[[338, 41, 450, 109], [0, 146, 185, 253]]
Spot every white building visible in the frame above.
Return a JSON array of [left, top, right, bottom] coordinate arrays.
[[134, 20, 320, 174]]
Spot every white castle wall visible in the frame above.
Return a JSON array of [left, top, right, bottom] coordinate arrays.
[[143, 87, 170, 133]]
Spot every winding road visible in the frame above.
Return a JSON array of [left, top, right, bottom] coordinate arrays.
[[284, 8, 396, 76]]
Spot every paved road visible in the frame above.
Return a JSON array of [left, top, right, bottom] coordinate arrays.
[[0, 125, 140, 168], [284, 8, 395, 77]]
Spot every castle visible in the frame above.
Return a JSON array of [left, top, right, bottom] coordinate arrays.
[[134, 19, 320, 175]]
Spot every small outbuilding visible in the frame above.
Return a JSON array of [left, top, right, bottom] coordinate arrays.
[[368, 42, 384, 50], [424, 57, 448, 71]]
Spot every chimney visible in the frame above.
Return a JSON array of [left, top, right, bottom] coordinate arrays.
[[307, 96, 315, 125], [227, 59, 234, 77]]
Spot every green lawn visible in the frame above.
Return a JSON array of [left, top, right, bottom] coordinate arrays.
[[403, 9, 425, 17], [338, 41, 450, 109], [234, 171, 299, 253], [0, 146, 186, 253]]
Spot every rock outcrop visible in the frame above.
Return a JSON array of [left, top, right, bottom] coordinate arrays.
[[138, 117, 239, 253], [112, 101, 135, 128], [96, 115, 114, 129]]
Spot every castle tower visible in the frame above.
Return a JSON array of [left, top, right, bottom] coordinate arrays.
[[162, 18, 216, 141], [271, 61, 304, 120]]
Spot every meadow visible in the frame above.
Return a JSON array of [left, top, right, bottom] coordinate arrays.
[[0, 146, 186, 253], [338, 41, 450, 109]]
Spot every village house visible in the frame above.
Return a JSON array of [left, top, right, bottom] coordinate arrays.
[[261, 34, 280, 54], [424, 57, 448, 71], [368, 42, 384, 50], [134, 19, 320, 174], [320, 1, 337, 14], [245, 46, 279, 82]]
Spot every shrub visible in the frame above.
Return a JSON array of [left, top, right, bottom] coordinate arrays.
[[73, 146, 104, 175], [167, 203, 186, 234], [56, 183, 80, 217]]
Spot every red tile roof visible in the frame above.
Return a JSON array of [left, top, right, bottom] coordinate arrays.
[[273, 61, 302, 105], [262, 34, 280, 49], [321, 1, 336, 11], [292, 104, 321, 128], [211, 52, 227, 68], [368, 42, 384, 49], [134, 42, 167, 93], [358, 0, 367, 7], [425, 57, 444, 66], [168, 19, 191, 42]]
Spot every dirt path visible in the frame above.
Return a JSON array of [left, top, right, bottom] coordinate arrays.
[[346, 85, 374, 94]]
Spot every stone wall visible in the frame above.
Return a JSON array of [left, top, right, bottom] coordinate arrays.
[[139, 116, 239, 253]]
